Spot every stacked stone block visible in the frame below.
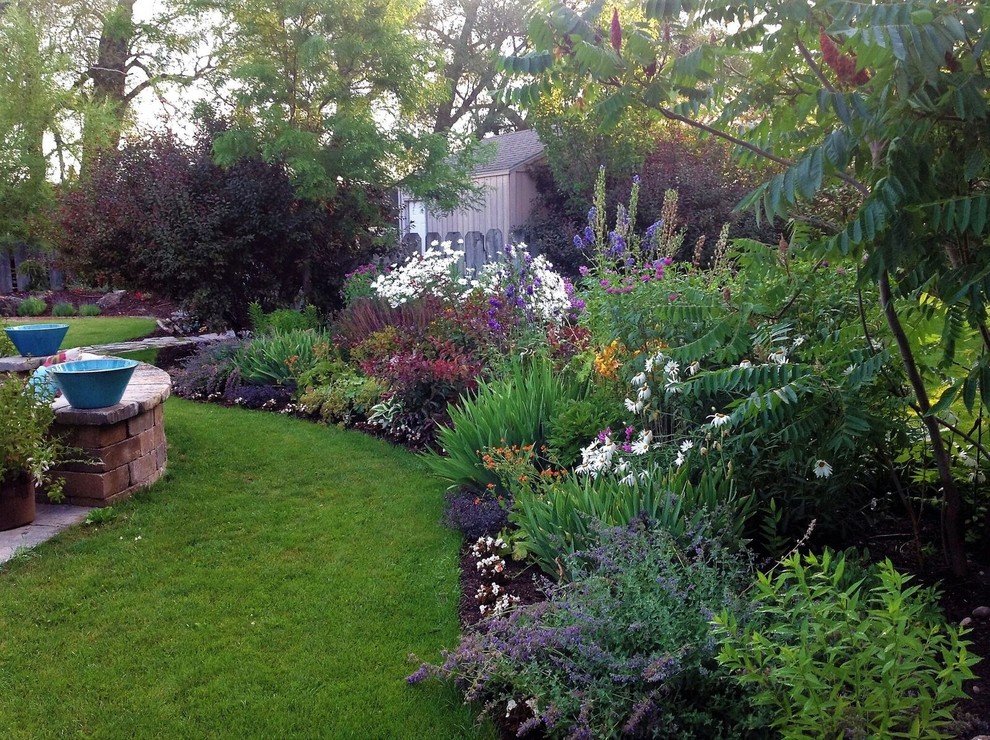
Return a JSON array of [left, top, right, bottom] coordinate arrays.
[[48, 364, 171, 507]]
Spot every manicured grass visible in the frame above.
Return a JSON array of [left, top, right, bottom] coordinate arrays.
[[4, 316, 158, 348], [0, 399, 490, 738]]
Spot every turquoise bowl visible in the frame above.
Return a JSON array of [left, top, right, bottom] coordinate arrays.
[[50, 358, 139, 409], [4, 323, 69, 357]]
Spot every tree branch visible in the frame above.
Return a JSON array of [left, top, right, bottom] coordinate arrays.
[[654, 103, 870, 198], [796, 36, 836, 93]]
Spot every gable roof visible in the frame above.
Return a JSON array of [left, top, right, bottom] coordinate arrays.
[[473, 129, 544, 176]]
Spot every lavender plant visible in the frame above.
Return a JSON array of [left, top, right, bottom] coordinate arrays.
[[411, 518, 766, 738], [171, 338, 244, 402]]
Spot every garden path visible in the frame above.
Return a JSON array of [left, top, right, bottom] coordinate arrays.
[[0, 503, 92, 565]]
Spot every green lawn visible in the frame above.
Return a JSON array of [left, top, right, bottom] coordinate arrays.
[[0, 399, 488, 738]]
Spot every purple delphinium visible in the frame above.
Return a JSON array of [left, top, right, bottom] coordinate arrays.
[[607, 231, 626, 256]]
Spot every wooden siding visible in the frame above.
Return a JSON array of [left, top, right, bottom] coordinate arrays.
[[401, 167, 541, 249]]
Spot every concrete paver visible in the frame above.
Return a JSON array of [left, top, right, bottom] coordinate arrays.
[[0, 503, 93, 566]]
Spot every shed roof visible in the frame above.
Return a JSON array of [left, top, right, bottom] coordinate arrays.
[[473, 129, 544, 176]]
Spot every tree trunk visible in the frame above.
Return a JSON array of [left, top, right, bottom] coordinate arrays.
[[81, 0, 135, 172], [879, 270, 968, 577]]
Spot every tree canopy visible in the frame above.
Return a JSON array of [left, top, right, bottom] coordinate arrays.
[[203, 0, 486, 210]]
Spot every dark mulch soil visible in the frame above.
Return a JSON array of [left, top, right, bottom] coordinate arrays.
[[457, 546, 546, 632], [4, 288, 177, 319]]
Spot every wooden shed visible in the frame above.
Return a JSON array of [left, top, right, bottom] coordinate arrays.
[[398, 129, 545, 266]]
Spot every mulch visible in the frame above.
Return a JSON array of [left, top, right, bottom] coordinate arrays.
[[2, 289, 177, 320]]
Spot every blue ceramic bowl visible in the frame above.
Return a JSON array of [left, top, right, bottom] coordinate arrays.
[[4, 323, 70, 357], [49, 358, 139, 409]]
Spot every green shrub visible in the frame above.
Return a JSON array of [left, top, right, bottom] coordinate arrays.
[[17, 259, 50, 290], [297, 372, 385, 425], [247, 302, 320, 335], [232, 328, 331, 386], [546, 387, 625, 467], [714, 550, 979, 739], [425, 359, 589, 492], [0, 322, 15, 356], [52, 302, 77, 317], [78, 303, 101, 317], [16, 297, 47, 317]]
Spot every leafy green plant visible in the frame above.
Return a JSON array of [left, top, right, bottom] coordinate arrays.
[[297, 372, 385, 425], [714, 550, 979, 739], [247, 302, 320, 335], [546, 386, 625, 467], [51, 301, 77, 317], [84, 506, 118, 526], [498, 452, 750, 577], [0, 374, 64, 500], [16, 296, 47, 317], [425, 358, 589, 492], [17, 258, 50, 290], [0, 322, 15, 356], [78, 303, 101, 317], [232, 328, 331, 386]]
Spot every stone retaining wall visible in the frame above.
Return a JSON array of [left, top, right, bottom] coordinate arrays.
[[49, 364, 171, 507]]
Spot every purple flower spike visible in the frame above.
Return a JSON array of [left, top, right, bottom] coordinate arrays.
[[579, 265, 590, 277]]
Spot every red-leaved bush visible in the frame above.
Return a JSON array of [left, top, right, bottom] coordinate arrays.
[[56, 117, 387, 327]]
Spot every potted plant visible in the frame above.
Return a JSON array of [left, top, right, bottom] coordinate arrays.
[[0, 373, 65, 530]]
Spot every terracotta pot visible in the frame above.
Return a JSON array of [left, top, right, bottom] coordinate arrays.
[[0, 474, 36, 531]]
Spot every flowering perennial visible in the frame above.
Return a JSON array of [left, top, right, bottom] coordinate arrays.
[[371, 241, 578, 325]]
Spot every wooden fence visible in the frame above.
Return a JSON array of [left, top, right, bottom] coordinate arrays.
[[0, 246, 64, 294], [398, 227, 533, 273]]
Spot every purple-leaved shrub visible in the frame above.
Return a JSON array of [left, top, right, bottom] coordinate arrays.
[[442, 489, 510, 541]]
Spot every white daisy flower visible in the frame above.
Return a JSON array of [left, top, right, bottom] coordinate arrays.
[[637, 386, 652, 402], [737, 359, 752, 369], [631, 372, 647, 387], [812, 459, 833, 478], [679, 440, 694, 453], [619, 473, 636, 486], [664, 360, 680, 376], [624, 398, 638, 413], [769, 349, 788, 365], [687, 361, 701, 376], [674, 452, 685, 467], [708, 412, 732, 428], [631, 431, 653, 455]]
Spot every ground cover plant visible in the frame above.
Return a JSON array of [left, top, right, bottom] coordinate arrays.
[[0, 399, 493, 738]]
